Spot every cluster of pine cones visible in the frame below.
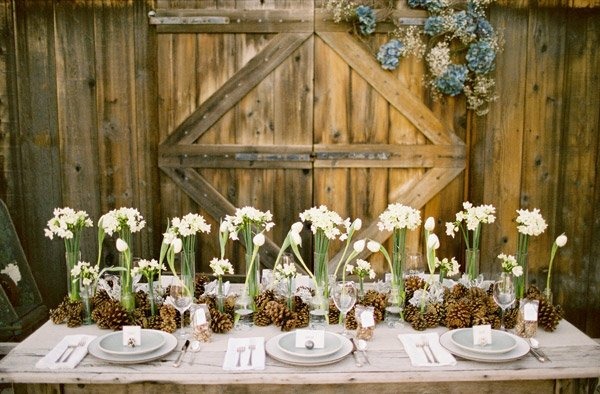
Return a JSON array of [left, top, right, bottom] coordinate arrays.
[[50, 273, 563, 334]]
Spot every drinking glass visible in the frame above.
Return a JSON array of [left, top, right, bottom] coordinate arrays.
[[332, 281, 357, 336], [170, 284, 193, 339], [406, 253, 424, 276], [493, 274, 516, 331]]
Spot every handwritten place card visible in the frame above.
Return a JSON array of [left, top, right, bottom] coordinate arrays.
[[472, 324, 492, 346], [295, 329, 325, 349], [123, 326, 141, 347]]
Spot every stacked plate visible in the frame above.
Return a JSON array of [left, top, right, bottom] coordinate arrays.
[[88, 329, 178, 364], [265, 331, 353, 366], [440, 328, 530, 362]]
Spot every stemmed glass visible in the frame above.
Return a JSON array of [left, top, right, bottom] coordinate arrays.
[[332, 281, 357, 336], [493, 274, 516, 331], [406, 253, 424, 276], [170, 284, 193, 339]]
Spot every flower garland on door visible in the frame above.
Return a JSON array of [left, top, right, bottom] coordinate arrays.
[[325, 0, 502, 115]]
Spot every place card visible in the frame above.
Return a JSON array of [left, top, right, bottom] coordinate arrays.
[[524, 302, 538, 321], [194, 308, 207, 325], [472, 324, 492, 346], [360, 309, 375, 328], [295, 329, 325, 349], [122, 326, 141, 347]]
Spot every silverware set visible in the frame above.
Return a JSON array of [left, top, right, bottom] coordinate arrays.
[[235, 344, 256, 368], [55, 337, 86, 363], [416, 336, 439, 364]]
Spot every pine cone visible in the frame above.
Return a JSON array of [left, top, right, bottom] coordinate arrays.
[[503, 303, 520, 329], [265, 300, 290, 327], [445, 299, 472, 329], [255, 290, 276, 311], [328, 300, 340, 324], [450, 283, 469, 300], [194, 274, 211, 299], [103, 301, 130, 330], [345, 306, 358, 330], [424, 303, 441, 328], [210, 310, 233, 333], [525, 284, 543, 300], [92, 289, 112, 309], [405, 276, 425, 300], [135, 290, 151, 313], [281, 312, 299, 332], [254, 309, 272, 326], [403, 304, 420, 323], [50, 296, 70, 324], [159, 304, 178, 333], [410, 314, 428, 331], [148, 315, 163, 330], [65, 300, 84, 328], [538, 299, 561, 331], [131, 308, 149, 328], [363, 290, 387, 323], [293, 296, 309, 328]]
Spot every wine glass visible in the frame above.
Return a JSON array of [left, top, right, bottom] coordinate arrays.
[[493, 275, 516, 331], [170, 284, 193, 339], [332, 281, 357, 336]]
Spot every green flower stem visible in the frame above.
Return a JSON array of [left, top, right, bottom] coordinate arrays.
[[546, 242, 559, 292]]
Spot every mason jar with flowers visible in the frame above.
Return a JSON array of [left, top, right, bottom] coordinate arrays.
[[222, 206, 274, 303], [97, 207, 145, 311], [45, 207, 93, 301], [446, 202, 496, 281], [514, 208, 547, 299]]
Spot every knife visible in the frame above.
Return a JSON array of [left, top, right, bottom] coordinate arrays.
[[529, 347, 547, 362], [349, 338, 363, 367], [173, 340, 190, 367]]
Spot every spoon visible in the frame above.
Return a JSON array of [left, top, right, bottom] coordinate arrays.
[[189, 340, 202, 352], [529, 338, 549, 362], [357, 339, 371, 365]]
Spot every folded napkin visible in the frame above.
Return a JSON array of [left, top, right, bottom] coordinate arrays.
[[36, 334, 96, 369], [398, 332, 456, 367], [222, 337, 265, 371]]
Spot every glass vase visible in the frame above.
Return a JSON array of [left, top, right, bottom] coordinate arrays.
[[285, 277, 295, 310], [384, 287, 403, 328], [515, 252, 528, 299], [216, 276, 225, 313], [181, 248, 196, 298], [80, 283, 94, 325], [391, 230, 405, 305], [65, 251, 81, 301], [313, 251, 329, 297], [357, 277, 365, 301], [234, 292, 254, 331], [245, 250, 260, 304], [543, 287, 553, 305], [309, 285, 329, 329], [465, 248, 480, 281], [147, 279, 157, 316], [119, 251, 135, 312]]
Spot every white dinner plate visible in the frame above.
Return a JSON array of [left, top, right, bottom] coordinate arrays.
[[266, 332, 352, 366], [450, 328, 517, 354], [277, 331, 343, 358], [89, 331, 177, 364], [440, 330, 529, 363], [98, 329, 166, 356]]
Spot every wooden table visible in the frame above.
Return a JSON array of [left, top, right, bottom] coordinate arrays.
[[1, 319, 599, 393]]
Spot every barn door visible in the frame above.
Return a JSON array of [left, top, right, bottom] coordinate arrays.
[[152, 1, 465, 275]]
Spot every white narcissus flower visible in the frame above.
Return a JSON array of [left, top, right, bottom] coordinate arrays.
[[116, 238, 129, 252], [172, 238, 183, 253], [346, 264, 354, 273], [253, 233, 265, 247], [556, 234, 567, 247], [427, 234, 440, 250], [353, 239, 366, 253], [367, 240, 381, 253], [424, 217, 435, 231], [209, 257, 234, 276], [162, 231, 176, 245]]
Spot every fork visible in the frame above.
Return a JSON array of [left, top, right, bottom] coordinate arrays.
[[422, 337, 439, 364], [235, 346, 246, 368], [57, 337, 87, 363], [247, 344, 256, 367], [416, 340, 431, 363]]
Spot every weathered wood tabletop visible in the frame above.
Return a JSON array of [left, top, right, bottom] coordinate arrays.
[[1, 319, 599, 393]]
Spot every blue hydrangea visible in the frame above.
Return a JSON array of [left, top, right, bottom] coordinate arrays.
[[466, 41, 496, 74], [476, 18, 494, 38], [424, 16, 446, 36], [424, 0, 446, 13], [434, 64, 468, 96], [453, 11, 477, 36], [356, 5, 376, 35], [377, 39, 405, 71]]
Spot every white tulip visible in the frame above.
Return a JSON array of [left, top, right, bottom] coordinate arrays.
[[367, 240, 381, 253], [556, 234, 567, 247], [219, 221, 229, 233], [172, 238, 183, 253], [353, 218, 362, 231], [425, 217, 435, 231], [253, 233, 265, 247], [427, 234, 440, 250], [291, 222, 303, 234], [116, 238, 129, 252], [353, 239, 366, 253]]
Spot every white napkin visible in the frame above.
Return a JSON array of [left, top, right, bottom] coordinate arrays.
[[222, 337, 265, 371], [398, 332, 456, 367], [36, 334, 96, 369]]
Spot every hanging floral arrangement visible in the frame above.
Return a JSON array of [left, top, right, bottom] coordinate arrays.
[[325, 0, 502, 115]]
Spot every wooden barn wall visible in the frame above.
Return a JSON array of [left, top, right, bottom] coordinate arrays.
[[0, 1, 598, 336]]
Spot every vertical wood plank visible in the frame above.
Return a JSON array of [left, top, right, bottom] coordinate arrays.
[[560, 9, 600, 332], [54, 0, 101, 262], [14, 0, 63, 307]]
